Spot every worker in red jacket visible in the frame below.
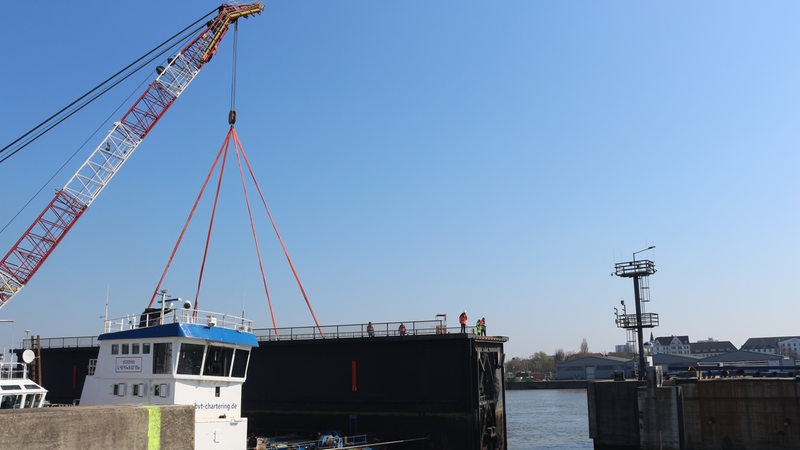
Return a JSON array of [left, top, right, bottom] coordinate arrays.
[[459, 311, 468, 333]]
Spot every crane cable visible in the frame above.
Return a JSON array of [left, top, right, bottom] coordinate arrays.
[[149, 22, 325, 335], [0, 7, 218, 164], [209, 22, 323, 335], [229, 20, 239, 125], [233, 129, 325, 337], [232, 129, 278, 333], [0, 8, 218, 238], [147, 127, 325, 336]]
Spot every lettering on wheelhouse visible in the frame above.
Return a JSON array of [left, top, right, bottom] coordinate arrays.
[[194, 402, 239, 411], [116, 356, 143, 373]]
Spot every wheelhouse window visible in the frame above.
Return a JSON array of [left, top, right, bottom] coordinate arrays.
[[111, 344, 119, 355], [0, 394, 21, 409], [132, 383, 145, 397], [203, 345, 233, 377], [154, 383, 169, 398], [143, 343, 151, 354], [152, 343, 173, 374], [24, 393, 41, 408], [121, 344, 129, 355], [231, 348, 250, 378], [113, 383, 127, 396], [132, 343, 140, 354], [177, 343, 205, 375]]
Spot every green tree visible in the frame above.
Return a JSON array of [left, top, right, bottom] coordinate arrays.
[[554, 348, 566, 364], [506, 357, 525, 374]]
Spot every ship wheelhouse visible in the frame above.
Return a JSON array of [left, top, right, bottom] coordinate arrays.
[[0, 362, 47, 409], [80, 308, 258, 450]]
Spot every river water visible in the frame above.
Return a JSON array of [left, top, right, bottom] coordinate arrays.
[[505, 389, 593, 450]]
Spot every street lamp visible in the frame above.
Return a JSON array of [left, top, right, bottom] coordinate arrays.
[[633, 245, 655, 261], [614, 246, 658, 380]]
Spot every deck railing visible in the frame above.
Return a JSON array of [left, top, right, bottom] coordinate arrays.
[[253, 319, 450, 341], [22, 336, 100, 349], [21, 318, 482, 348], [102, 308, 253, 334], [0, 362, 29, 380]]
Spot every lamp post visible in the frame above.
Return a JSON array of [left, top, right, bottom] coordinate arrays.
[[614, 246, 658, 380], [633, 245, 655, 261]]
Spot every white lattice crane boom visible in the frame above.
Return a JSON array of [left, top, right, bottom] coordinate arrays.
[[0, 2, 265, 309]]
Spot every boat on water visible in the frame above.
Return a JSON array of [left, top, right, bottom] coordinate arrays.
[[79, 302, 257, 450], [77, 303, 395, 450], [0, 352, 47, 409]]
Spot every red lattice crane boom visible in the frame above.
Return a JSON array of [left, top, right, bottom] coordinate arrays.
[[0, 3, 265, 310]]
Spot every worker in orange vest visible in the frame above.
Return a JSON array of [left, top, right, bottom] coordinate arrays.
[[459, 311, 468, 333]]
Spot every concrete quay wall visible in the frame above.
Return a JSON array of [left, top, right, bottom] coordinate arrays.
[[589, 378, 800, 450], [0, 404, 195, 450], [587, 380, 642, 450], [679, 379, 800, 450]]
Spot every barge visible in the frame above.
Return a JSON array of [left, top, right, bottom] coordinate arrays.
[[19, 318, 508, 449]]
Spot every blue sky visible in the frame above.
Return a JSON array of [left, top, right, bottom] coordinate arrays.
[[0, 1, 798, 359]]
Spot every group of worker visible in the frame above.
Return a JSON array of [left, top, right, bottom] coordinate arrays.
[[366, 321, 406, 337], [458, 311, 487, 336], [364, 312, 488, 337]]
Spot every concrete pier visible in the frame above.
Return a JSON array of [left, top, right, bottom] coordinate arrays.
[[0, 404, 194, 449], [588, 377, 800, 449]]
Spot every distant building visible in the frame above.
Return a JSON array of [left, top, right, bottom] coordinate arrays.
[[556, 355, 634, 380], [777, 337, 800, 357], [697, 350, 794, 371], [652, 335, 691, 355], [652, 353, 701, 374], [689, 340, 737, 358], [740, 336, 800, 355]]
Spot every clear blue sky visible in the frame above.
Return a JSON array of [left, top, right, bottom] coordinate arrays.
[[0, 1, 797, 359]]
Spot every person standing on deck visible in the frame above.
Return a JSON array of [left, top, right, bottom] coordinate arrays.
[[459, 311, 468, 333], [475, 318, 483, 336], [480, 317, 486, 336], [367, 322, 375, 337]]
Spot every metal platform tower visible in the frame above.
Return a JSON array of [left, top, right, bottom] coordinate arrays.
[[614, 246, 659, 380]]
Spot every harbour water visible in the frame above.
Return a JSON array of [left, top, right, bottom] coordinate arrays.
[[505, 388, 593, 450]]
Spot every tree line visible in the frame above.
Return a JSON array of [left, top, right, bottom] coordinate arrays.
[[505, 338, 590, 380]]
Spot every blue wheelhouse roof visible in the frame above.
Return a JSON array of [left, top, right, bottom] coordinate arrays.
[[98, 322, 258, 347]]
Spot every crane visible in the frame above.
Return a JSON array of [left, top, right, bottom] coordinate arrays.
[[0, 2, 265, 310]]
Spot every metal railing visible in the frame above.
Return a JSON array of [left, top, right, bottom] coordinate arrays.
[[103, 308, 253, 334], [20, 318, 487, 348], [254, 319, 450, 341], [0, 362, 29, 380], [614, 259, 656, 277], [615, 312, 659, 329], [23, 336, 100, 349]]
